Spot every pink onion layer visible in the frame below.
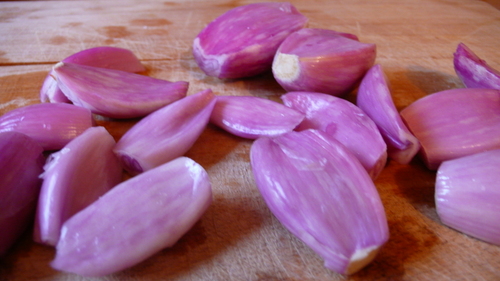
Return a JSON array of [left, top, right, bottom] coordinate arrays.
[[53, 62, 188, 119], [0, 103, 94, 151], [436, 149, 500, 245], [453, 42, 500, 90], [356, 64, 420, 164], [272, 28, 376, 96], [282, 91, 387, 179], [0, 132, 44, 256], [51, 157, 212, 277], [209, 95, 304, 139], [41, 46, 145, 103], [35, 126, 122, 246], [41, 73, 71, 103], [400, 88, 500, 170], [193, 2, 308, 79], [250, 129, 389, 275], [114, 89, 216, 175]]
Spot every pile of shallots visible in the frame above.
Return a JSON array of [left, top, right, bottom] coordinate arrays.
[[1, 2, 499, 277]]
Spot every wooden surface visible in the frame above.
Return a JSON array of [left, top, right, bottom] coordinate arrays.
[[1, 0, 500, 280]]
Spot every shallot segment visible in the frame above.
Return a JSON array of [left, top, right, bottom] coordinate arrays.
[[453, 42, 500, 90], [282, 91, 387, 179], [436, 149, 500, 246], [272, 28, 376, 96], [114, 89, 216, 175], [192, 2, 308, 79], [0, 103, 94, 151], [51, 157, 212, 277], [356, 64, 420, 164], [41, 74, 70, 103], [53, 62, 188, 119], [0, 132, 44, 256], [41, 46, 145, 103], [35, 126, 122, 246], [400, 88, 500, 170], [209, 95, 304, 139], [250, 129, 389, 275]]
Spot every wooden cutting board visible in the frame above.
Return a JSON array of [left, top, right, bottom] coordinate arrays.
[[1, 0, 500, 280]]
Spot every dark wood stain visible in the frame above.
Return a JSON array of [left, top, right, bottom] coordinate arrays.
[[101, 26, 133, 44], [102, 26, 133, 39], [47, 35, 68, 45], [163, 1, 180, 6], [0, 50, 10, 64], [130, 18, 172, 27], [63, 22, 83, 28], [215, 0, 242, 9]]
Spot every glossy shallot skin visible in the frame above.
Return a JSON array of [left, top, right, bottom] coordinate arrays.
[[53, 62, 188, 119], [250, 129, 389, 275], [51, 157, 212, 277], [282, 91, 387, 179], [453, 42, 500, 90], [272, 28, 376, 96], [35, 126, 122, 246], [0, 132, 44, 256], [436, 149, 500, 246], [400, 88, 500, 170], [356, 64, 420, 164], [114, 89, 216, 175], [193, 2, 308, 79], [41, 46, 145, 103], [209, 95, 304, 139], [0, 103, 94, 151]]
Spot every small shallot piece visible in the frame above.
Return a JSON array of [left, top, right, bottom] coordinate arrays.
[[0, 103, 94, 151], [41, 46, 145, 103], [209, 95, 304, 139], [35, 126, 122, 246], [356, 64, 420, 164], [250, 129, 389, 275], [0, 132, 44, 256], [192, 2, 308, 79], [114, 89, 216, 175], [51, 157, 212, 277], [400, 88, 500, 170], [436, 149, 500, 245], [453, 42, 500, 90], [53, 62, 188, 119], [272, 28, 376, 96], [282, 91, 387, 179]]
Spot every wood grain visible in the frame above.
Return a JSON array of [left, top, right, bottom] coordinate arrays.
[[1, 0, 500, 280]]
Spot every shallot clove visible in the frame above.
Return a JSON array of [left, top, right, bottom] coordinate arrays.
[[41, 73, 71, 103], [436, 149, 500, 246], [250, 129, 389, 275], [51, 157, 212, 277], [272, 28, 376, 96], [282, 91, 387, 179], [400, 88, 500, 170], [41, 46, 145, 103], [356, 64, 420, 164], [0, 132, 44, 256], [113, 89, 216, 175], [34, 126, 122, 246], [192, 2, 308, 79], [0, 103, 94, 151], [453, 42, 500, 90], [209, 95, 305, 139], [53, 62, 189, 119]]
